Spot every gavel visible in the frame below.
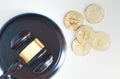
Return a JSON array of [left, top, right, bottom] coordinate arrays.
[[2, 31, 53, 79]]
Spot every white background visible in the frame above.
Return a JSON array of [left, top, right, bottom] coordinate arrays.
[[0, 0, 120, 79]]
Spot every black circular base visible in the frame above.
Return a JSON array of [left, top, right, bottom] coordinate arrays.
[[0, 13, 66, 79]]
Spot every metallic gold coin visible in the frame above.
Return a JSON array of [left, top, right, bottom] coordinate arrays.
[[72, 39, 91, 56], [64, 10, 83, 31], [92, 31, 111, 51], [84, 3, 104, 24], [76, 25, 95, 45]]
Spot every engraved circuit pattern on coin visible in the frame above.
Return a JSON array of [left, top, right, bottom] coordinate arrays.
[[84, 3, 104, 24], [92, 31, 111, 51], [64, 10, 83, 31], [76, 25, 95, 45], [72, 39, 91, 56]]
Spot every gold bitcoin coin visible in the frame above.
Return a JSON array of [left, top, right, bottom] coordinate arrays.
[[84, 3, 104, 24], [72, 39, 91, 56], [92, 31, 111, 51], [76, 25, 95, 45], [64, 10, 83, 31]]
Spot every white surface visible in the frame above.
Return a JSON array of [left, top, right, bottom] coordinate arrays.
[[0, 0, 120, 79]]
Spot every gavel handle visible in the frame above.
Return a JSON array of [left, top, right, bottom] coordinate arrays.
[[1, 59, 23, 79], [1, 74, 13, 79]]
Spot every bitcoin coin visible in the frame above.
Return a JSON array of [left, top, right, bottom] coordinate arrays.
[[84, 3, 104, 24], [64, 10, 83, 31]]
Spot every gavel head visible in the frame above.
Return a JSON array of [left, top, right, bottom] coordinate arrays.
[[10, 30, 53, 73]]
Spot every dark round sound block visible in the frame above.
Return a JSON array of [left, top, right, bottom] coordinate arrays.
[[0, 13, 66, 79]]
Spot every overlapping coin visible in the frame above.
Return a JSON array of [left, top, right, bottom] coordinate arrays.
[[92, 31, 111, 51], [76, 25, 95, 45], [64, 10, 83, 31], [72, 39, 91, 56]]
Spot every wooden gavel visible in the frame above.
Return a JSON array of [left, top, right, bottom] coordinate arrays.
[[2, 31, 53, 79]]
